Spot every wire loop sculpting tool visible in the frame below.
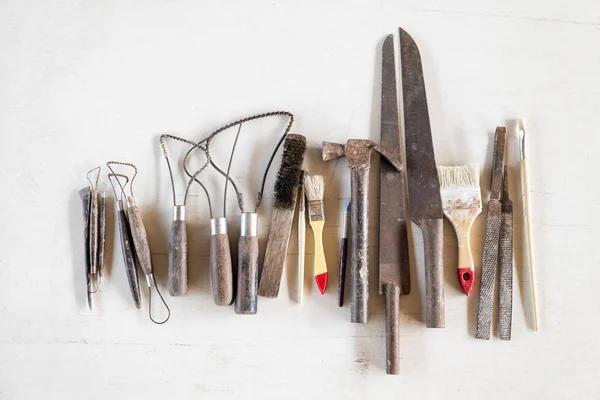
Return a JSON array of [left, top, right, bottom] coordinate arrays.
[[108, 173, 142, 309], [106, 161, 171, 324], [159, 134, 211, 297]]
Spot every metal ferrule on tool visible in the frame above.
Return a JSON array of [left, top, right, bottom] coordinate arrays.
[[307, 201, 324, 222], [173, 205, 185, 221], [126, 196, 136, 208], [145, 273, 155, 288], [240, 213, 258, 237], [210, 217, 228, 235], [342, 208, 350, 238], [116, 199, 124, 212]]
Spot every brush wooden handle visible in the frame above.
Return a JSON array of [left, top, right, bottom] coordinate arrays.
[[116, 203, 142, 308], [126, 197, 153, 280], [417, 218, 445, 328], [445, 208, 480, 296], [310, 220, 327, 279], [168, 206, 187, 296], [209, 218, 233, 306], [298, 203, 306, 304], [260, 205, 296, 298], [521, 158, 539, 331]]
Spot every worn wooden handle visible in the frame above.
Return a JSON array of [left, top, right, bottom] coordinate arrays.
[[210, 233, 234, 306], [419, 218, 445, 328], [384, 283, 400, 375], [235, 235, 259, 315], [168, 217, 188, 296], [117, 206, 141, 308], [126, 198, 153, 278], [311, 220, 327, 277]]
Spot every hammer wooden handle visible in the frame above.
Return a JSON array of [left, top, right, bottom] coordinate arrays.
[[168, 217, 188, 296], [235, 235, 259, 314], [209, 233, 234, 305]]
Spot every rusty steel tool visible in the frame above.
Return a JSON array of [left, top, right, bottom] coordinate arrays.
[[399, 28, 444, 328], [379, 34, 411, 374], [322, 140, 402, 323], [499, 166, 514, 340], [476, 127, 507, 339]]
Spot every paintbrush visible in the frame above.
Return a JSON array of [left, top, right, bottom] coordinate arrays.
[[259, 134, 307, 298], [337, 200, 350, 306], [297, 171, 306, 304], [437, 164, 482, 295], [304, 174, 327, 294]]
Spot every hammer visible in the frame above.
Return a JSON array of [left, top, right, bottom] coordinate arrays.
[[322, 139, 403, 323]]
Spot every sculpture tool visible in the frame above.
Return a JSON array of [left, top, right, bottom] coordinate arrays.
[[378, 34, 411, 374], [437, 164, 482, 296], [322, 140, 402, 323], [518, 119, 540, 331], [499, 166, 514, 340], [108, 173, 142, 308], [304, 174, 328, 295], [297, 172, 306, 304], [337, 200, 350, 307], [475, 127, 506, 339], [399, 27, 445, 328], [259, 134, 307, 298], [107, 161, 171, 324]]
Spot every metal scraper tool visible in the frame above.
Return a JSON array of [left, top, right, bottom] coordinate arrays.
[[476, 127, 507, 340]]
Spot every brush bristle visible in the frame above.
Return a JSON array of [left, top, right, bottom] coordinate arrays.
[[437, 164, 480, 189], [303, 174, 324, 201], [273, 134, 306, 209]]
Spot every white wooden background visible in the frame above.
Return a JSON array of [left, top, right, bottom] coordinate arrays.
[[1, 1, 599, 399]]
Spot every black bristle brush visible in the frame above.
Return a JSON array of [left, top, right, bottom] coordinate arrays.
[[258, 134, 307, 298]]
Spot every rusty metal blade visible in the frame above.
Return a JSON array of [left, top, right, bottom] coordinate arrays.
[[399, 28, 442, 220], [379, 34, 410, 295]]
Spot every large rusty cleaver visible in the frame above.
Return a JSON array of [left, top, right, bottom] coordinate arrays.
[[379, 34, 411, 375], [400, 28, 445, 328]]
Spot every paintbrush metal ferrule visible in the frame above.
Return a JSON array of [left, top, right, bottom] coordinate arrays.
[[342, 201, 350, 238], [307, 200, 325, 221]]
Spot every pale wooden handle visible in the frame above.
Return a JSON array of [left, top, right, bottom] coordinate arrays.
[[298, 210, 305, 304], [209, 233, 234, 306], [235, 235, 259, 315], [311, 220, 327, 276], [521, 159, 539, 331], [168, 219, 188, 296]]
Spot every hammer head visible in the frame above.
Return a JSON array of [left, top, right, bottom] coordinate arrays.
[[322, 139, 403, 172]]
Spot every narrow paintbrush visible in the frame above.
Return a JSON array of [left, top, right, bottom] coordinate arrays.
[[337, 200, 350, 306], [259, 134, 306, 298], [297, 172, 306, 304], [437, 164, 482, 296], [304, 174, 327, 294]]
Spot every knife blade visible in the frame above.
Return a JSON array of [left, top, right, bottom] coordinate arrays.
[[399, 27, 444, 328], [379, 34, 410, 374]]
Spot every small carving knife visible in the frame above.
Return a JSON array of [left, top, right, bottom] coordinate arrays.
[[400, 28, 444, 328], [379, 34, 411, 374], [476, 127, 507, 339]]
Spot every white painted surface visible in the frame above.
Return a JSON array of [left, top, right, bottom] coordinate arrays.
[[1, 1, 599, 399]]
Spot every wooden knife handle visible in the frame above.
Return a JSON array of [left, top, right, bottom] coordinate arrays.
[[209, 218, 233, 306], [168, 206, 187, 296], [235, 213, 258, 315], [418, 218, 445, 328], [384, 283, 400, 374], [116, 203, 141, 308]]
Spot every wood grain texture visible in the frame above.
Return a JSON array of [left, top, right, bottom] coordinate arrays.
[[126, 198, 152, 278], [209, 233, 233, 306], [234, 235, 259, 315], [259, 205, 296, 298], [416, 218, 445, 328], [116, 207, 142, 309], [168, 219, 188, 296]]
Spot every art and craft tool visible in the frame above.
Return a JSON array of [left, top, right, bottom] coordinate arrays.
[[304, 174, 328, 295]]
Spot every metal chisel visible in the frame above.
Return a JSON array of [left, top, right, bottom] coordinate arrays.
[[379, 34, 411, 374]]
